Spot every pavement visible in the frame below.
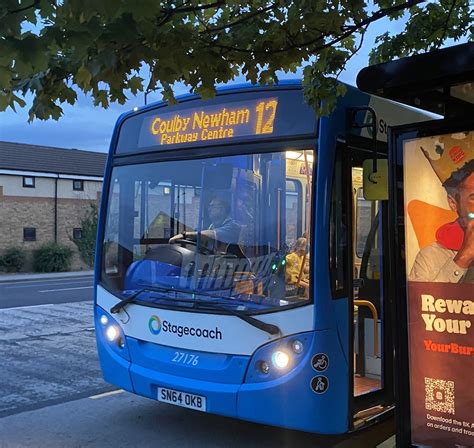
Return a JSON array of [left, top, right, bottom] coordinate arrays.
[[0, 301, 111, 418], [0, 270, 94, 283]]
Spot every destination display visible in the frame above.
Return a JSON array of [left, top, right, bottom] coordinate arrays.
[[115, 90, 318, 154], [403, 130, 474, 447], [146, 98, 278, 146]]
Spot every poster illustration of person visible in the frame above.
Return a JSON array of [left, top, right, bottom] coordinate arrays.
[[403, 130, 474, 447], [408, 131, 474, 283]]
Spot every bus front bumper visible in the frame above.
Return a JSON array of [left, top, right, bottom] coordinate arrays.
[[123, 332, 348, 434], [95, 308, 349, 434]]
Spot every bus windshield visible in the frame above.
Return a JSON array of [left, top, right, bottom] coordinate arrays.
[[100, 149, 314, 313]]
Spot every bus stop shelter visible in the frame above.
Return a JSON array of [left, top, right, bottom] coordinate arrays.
[[357, 42, 474, 448], [357, 42, 474, 119]]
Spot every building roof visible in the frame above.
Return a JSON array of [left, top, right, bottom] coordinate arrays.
[[0, 141, 107, 177]]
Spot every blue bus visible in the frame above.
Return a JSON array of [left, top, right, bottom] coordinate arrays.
[[94, 81, 429, 434]]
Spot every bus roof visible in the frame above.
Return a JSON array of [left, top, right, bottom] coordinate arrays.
[[129, 80, 303, 118], [114, 82, 318, 155], [356, 42, 474, 118]]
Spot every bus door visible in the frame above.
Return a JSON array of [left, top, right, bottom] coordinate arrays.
[[345, 142, 394, 422]]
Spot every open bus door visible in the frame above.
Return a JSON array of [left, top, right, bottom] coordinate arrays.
[[344, 137, 394, 428], [332, 126, 395, 431]]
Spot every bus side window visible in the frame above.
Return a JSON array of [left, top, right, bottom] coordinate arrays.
[[355, 188, 373, 259], [354, 187, 380, 280], [330, 152, 349, 297], [285, 179, 302, 247]]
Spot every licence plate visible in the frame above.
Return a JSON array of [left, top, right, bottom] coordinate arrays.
[[157, 387, 206, 412]]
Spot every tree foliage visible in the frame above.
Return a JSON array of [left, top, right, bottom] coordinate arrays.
[[0, 0, 472, 120], [71, 202, 98, 268]]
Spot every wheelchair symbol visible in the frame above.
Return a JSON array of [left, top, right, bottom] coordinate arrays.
[[311, 354, 329, 372], [311, 376, 329, 394]]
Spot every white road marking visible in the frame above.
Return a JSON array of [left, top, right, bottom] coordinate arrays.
[[89, 389, 123, 399], [0, 277, 93, 286], [39, 286, 94, 293], [5, 281, 93, 289]]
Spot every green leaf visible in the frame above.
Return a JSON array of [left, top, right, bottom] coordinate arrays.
[[0, 67, 12, 88], [0, 92, 9, 111], [1, 0, 471, 121], [127, 75, 144, 95], [75, 66, 92, 89]]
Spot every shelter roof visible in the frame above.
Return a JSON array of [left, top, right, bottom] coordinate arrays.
[[357, 43, 474, 117]]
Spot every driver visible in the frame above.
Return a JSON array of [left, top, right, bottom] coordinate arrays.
[[169, 196, 241, 250]]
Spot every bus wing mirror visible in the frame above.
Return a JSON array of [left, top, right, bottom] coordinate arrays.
[[363, 159, 388, 200]]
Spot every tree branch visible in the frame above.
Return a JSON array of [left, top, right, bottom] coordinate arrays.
[[202, 0, 425, 54], [162, 0, 225, 16], [335, 25, 368, 81], [439, 0, 457, 46], [156, 0, 225, 28], [200, 3, 277, 35]]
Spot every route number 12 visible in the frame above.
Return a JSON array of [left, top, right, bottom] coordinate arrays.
[[255, 99, 278, 135]]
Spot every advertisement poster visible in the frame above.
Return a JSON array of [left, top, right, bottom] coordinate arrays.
[[404, 130, 474, 447]]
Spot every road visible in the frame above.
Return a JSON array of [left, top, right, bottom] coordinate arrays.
[[0, 275, 93, 309], [0, 390, 395, 448], [0, 276, 395, 447]]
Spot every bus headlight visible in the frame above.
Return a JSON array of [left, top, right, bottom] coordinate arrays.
[[291, 340, 304, 354], [245, 333, 312, 383], [95, 307, 130, 360], [272, 351, 289, 369], [259, 361, 270, 374], [106, 325, 119, 342]]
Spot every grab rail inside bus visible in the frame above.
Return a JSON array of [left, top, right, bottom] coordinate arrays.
[[297, 150, 312, 288], [354, 299, 379, 358]]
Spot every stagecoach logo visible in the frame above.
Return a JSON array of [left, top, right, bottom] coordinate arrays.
[[148, 315, 162, 335], [147, 315, 223, 340]]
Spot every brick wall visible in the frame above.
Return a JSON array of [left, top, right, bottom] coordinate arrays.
[[0, 175, 102, 272]]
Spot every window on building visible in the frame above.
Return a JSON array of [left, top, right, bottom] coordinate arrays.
[[73, 180, 84, 191], [23, 228, 36, 241], [73, 228, 83, 239], [23, 176, 35, 188]]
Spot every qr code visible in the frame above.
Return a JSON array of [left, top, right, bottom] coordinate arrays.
[[425, 377, 455, 415]]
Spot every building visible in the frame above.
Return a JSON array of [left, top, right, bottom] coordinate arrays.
[[0, 141, 107, 271]]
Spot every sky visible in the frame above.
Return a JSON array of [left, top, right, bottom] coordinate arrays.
[[0, 17, 404, 153]]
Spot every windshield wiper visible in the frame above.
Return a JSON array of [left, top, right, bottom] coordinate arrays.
[[134, 281, 245, 303], [159, 296, 280, 336], [110, 286, 280, 336], [110, 284, 228, 314], [110, 286, 179, 314]]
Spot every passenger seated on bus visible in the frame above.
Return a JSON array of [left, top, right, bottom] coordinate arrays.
[[169, 197, 241, 251], [285, 237, 310, 293]]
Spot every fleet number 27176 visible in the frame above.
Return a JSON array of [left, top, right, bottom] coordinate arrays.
[[172, 351, 199, 366]]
